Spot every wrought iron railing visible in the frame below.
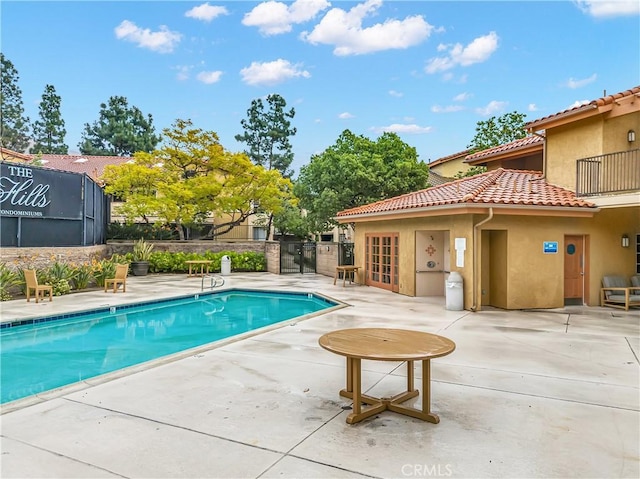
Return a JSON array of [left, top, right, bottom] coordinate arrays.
[[576, 148, 640, 196]]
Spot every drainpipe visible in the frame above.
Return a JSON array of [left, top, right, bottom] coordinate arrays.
[[470, 208, 494, 312]]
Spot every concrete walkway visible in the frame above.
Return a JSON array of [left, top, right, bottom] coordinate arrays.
[[1, 272, 638, 478]]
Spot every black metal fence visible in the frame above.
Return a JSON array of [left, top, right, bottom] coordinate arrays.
[[576, 148, 640, 196], [1, 162, 109, 247], [280, 242, 316, 274]]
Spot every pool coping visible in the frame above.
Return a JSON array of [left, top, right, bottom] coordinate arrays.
[[0, 288, 349, 414]]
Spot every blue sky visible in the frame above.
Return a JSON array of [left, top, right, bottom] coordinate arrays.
[[3, 0, 639, 176]]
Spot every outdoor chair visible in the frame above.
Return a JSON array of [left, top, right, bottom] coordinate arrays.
[[23, 269, 53, 303], [631, 275, 640, 295], [600, 275, 640, 311], [104, 264, 129, 293]]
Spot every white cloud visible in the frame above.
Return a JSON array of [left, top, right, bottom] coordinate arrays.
[[575, 1, 640, 18], [174, 65, 192, 81], [475, 100, 507, 116], [425, 32, 499, 74], [388, 90, 403, 97], [301, 0, 435, 56], [114, 20, 182, 53], [453, 92, 471, 102], [243, 0, 330, 35], [568, 99, 591, 109], [185, 3, 229, 22], [240, 59, 311, 86], [373, 123, 432, 134], [196, 70, 223, 84], [431, 105, 465, 113], [566, 74, 597, 89], [338, 112, 355, 119], [528, 103, 538, 112]]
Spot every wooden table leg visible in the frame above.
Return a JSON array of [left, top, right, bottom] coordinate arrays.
[[333, 268, 339, 285]]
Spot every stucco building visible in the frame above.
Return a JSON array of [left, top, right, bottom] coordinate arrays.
[[337, 86, 640, 310]]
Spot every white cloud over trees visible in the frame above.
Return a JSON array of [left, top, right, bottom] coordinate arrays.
[[114, 20, 182, 53], [240, 59, 311, 86], [301, 0, 434, 55]]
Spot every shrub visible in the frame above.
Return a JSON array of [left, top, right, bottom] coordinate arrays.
[[0, 263, 20, 301], [71, 263, 94, 290], [132, 238, 154, 261], [42, 261, 75, 296], [92, 258, 117, 287]]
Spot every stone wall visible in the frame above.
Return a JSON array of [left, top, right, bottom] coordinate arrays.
[[1, 241, 341, 279], [0, 242, 265, 271], [265, 241, 281, 274], [0, 245, 110, 271], [316, 243, 339, 277]]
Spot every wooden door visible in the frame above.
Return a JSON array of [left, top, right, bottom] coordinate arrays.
[[365, 233, 399, 292], [564, 235, 584, 302]]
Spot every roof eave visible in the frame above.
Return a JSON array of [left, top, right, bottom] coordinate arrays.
[[336, 203, 599, 223]]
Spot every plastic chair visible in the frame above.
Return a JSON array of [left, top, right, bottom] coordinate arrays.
[[23, 269, 53, 303], [104, 264, 129, 293]]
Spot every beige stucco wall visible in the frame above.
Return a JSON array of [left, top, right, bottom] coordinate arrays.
[[430, 158, 469, 178], [349, 205, 639, 310], [545, 111, 640, 190]]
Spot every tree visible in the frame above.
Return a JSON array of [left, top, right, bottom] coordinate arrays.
[[0, 54, 30, 152], [270, 197, 312, 241], [235, 93, 297, 239], [101, 119, 292, 240], [295, 130, 430, 232], [30, 84, 68, 154], [467, 111, 527, 153], [79, 96, 161, 156], [235, 93, 296, 178]]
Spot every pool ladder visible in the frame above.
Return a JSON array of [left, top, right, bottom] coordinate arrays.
[[202, 274, 225, 291]]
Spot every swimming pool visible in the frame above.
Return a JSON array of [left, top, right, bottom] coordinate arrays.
[[0, 289, 340, 405]]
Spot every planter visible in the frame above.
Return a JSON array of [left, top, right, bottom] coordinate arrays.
[[131, 261, 150, 276]]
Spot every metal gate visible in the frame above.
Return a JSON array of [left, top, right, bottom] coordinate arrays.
[[280, 242, 316, 274]]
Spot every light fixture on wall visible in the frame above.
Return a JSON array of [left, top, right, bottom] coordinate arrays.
[[628, 130, 636, 143], [621, 234, 630, 248]]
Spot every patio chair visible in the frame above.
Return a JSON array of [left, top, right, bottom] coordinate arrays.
[[600, 275, 640, 311], [104, 264, 129, 293], [23, 269, 53, 303]]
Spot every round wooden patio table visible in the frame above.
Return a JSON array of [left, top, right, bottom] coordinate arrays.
[[319, 328, 455, 424]]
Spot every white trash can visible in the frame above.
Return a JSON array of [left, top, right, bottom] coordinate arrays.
[[221, 255, 231, 276], [445, 272, 464, 311]]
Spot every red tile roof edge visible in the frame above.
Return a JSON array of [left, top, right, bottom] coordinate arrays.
[[464, 135, 544, 162], [336, 168, 597, 218], [525, 86, 640, 130]]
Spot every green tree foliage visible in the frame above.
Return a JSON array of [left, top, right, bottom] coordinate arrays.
[[79, 96, 161, 156], [101, 119, 292, 240], [30, 84, 68, 154], [295, 130, 430, 232], [0, 54, 30, 152], [270, 197, 312, 241], [454, 165, 487, 179], [467, 111, 527, 153], [235, 93, 296, 178]]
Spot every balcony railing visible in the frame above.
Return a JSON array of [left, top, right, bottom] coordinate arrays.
[[576, 148, 640, 197]]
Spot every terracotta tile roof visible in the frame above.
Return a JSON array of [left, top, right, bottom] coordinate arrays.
[[464, 135, 544, 162], [34, 154, 132, 179], [526, 86, 640, 131], [336, 168, 596, 218], [427, 170, 454, 186], [428, 149, 470, 168]]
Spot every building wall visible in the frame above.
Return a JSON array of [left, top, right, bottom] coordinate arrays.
[[546, 117, 603, 190], [429, 157, 469, 178], [545, 111, 640, 190], [350, 205, 639, 310]]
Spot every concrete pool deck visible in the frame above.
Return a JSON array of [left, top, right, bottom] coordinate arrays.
[[1, 272, 638, 478]]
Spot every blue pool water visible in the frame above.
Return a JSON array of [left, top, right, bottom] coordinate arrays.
[[0, 289, 337, 404]]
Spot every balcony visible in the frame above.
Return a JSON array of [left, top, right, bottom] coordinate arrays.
[[576, 149, 640, 197]]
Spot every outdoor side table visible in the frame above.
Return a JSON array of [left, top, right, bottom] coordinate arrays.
[[319, 328, 455, 424], [185, 260, 213, 277]]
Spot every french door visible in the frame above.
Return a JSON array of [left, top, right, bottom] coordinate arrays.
[[365, 233, 399, 292]]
